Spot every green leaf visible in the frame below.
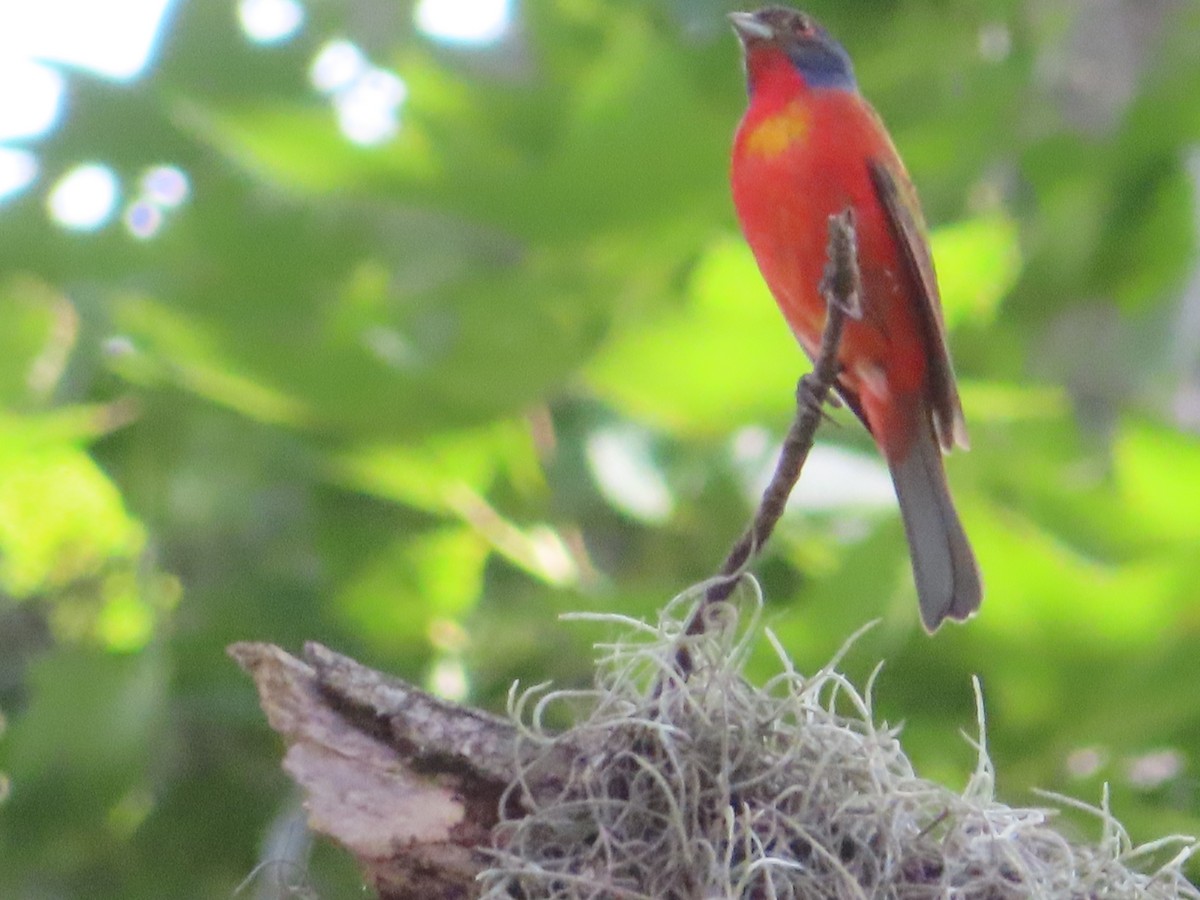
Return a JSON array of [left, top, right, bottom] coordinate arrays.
[[1115, 421, 1200, 549], [334, 526, 489, 652], [587, 236, 800, 433], [0, 435, 144, 598], [332, 420, 535, 514], [932, 213, 1021, 328]]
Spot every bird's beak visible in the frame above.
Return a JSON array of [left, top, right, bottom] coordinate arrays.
[[728, 11, 775, 44]]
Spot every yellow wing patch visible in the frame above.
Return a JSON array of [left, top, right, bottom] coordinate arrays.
[[745, 100, 810, 158]]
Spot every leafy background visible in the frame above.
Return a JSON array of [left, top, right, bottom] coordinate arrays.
[[2, 0, 1200, 896]]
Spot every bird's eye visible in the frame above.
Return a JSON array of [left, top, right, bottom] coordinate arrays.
[[792, 16, 813, 37]]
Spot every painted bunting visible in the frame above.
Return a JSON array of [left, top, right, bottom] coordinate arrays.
[[729, 6, 981, 630]]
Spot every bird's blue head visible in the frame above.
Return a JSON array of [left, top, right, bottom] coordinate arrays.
[[730, 7, 856, 93]]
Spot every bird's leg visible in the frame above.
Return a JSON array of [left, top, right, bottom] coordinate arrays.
[[796, 372, 843, 425]]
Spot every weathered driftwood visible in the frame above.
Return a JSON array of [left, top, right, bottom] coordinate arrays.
[[229, 641, 552, 899]]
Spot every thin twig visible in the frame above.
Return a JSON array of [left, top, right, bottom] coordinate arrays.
[[673, 209, 861, 680]]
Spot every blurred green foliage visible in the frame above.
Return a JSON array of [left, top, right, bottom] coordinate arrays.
[[1, 0, 1200, 896]]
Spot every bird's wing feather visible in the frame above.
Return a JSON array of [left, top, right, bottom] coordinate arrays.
[[867, 158, 968, 451]]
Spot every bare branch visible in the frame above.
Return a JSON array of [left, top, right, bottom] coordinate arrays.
[[674, 209, 860, 678]]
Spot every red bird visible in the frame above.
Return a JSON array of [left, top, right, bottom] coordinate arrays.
[[729, 6, 981, 630]]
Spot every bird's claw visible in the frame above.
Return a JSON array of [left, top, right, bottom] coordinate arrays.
[[795, 374, 842, 424]]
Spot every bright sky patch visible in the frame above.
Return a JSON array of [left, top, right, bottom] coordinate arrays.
[[415, 0, 513, 46], [48, 163, 120, 231]]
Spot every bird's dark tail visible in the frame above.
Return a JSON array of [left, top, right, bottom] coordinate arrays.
[[888, 421, 982, 631]]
